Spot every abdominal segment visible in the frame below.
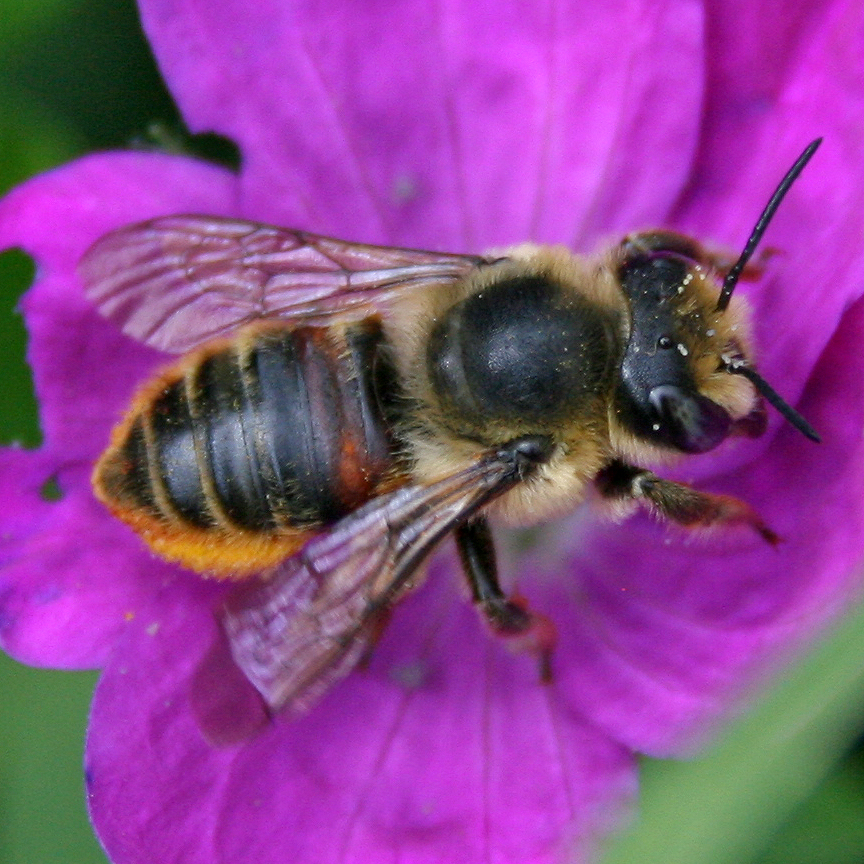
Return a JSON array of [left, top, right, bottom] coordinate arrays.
[[94, 320, 404, 577]]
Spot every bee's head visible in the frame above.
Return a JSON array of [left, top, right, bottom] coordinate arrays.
[[613, 140, 822, 455]]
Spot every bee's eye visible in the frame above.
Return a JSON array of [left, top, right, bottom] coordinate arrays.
[[657, 335, 674, 350]]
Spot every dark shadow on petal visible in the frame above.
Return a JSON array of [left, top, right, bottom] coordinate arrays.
[[190, 616, 271, 747], [130, 123, 242, 172]]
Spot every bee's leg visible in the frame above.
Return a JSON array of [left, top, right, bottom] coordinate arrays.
[[355, 607, 393, 670], [596, 460, 779, 544], [455, 517, 557, 681]]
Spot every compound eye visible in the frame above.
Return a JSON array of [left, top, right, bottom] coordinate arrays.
[[657, 335, 674, 350]]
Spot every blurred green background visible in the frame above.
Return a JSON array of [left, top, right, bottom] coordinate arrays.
[[0, 2, 863, 863]]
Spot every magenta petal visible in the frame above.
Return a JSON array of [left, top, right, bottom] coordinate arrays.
[[3, 0, 863, 860], [0, 152, 239, 268], [690, 0, 859, 213], [0, 431, 227, 670], [518, 0, 864, 757], [502, 0, 864, 754], [546, 291, 864, 754], [0, 154, 239, 666], [87, 572, 635, 864], [668, 0, 864, 447], [0, 443, 171, 667], [0, 153, 240, 461], [140, 0, 704, 249]]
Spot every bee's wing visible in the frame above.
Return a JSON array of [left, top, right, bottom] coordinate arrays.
[[220, 445, 528, 718], [80, 215, 485, 353]]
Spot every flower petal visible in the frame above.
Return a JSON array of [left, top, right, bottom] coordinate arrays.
[[548, 289, 864, 754], [671, 0, 864, 438], [4, 1, 863, 861], [0, 152, 240, 460], [474, 0, 864, 756], [140, 0, 705, 249], [87, 569, 635, 864], [0, 443, 181, 668], [0, 153, 239, 666]]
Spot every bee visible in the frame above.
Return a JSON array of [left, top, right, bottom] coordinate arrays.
[[81, 140, 821, 735]]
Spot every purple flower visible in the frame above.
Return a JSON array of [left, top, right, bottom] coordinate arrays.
[[2, 0, 864, 861]]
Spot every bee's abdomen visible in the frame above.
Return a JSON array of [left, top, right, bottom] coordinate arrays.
[[95, 320, 402, 576]]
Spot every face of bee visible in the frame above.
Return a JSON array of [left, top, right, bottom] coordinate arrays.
[[613, 243, 755, 454]]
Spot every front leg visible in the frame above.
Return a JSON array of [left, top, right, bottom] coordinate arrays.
[[455, 518, 557, 681], [596, 460, 779, 544]]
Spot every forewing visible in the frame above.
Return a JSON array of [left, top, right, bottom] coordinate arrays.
[[80, 215, 485, 353], [221, 449, 526, 716]]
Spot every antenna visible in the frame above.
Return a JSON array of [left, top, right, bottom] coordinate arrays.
[[724, 360, 821, 443], [715, 138, 822, 312]]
